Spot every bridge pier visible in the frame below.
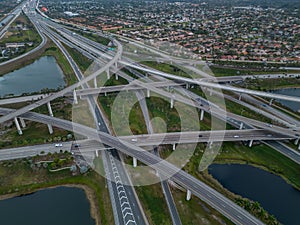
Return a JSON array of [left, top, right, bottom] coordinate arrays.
[[73, 90, 78, 104], [20, 118, 26, 128], [238, 94, 242, 101], [173, 143, 176, 151], [115, 73, 119, 80], [133, 157, 137, 167], [104, 92, 107, 97], [249, 140, 253, 147], [14, 117, 23, 135], [239, 122, 244, 130], [94, 77, 97, 88], [114, 61, 118, 68], [106, 69, 110, 79], [186, 83, 189, 89], [200, 109, 204, 121], [147, 89, 150, 98], [294, 138, 299, 145], [208, 142, 213, 148], [186, 189, 192, 201], [170, 98, 174, 109], [47, 102, 54, 117], [47, 102, 54, 134], [95, 150, 99, 157], [269, 99, 273, 106]]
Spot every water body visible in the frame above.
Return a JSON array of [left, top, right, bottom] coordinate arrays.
[[0, 56, 65, 97], [208, 164, 300, 225], [0, 186, 95, 225], [272, 88, 300, 112]]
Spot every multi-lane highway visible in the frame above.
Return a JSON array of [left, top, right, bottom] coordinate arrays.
[[0, 106, 264, 225], [0, 2, 299, 224]]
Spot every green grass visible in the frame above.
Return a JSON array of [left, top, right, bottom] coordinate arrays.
[[98, 91, 147, 135], [241, 77, 300, 91], [75, 31, 110, 46], [141, 61, 190, 78], [135, 184, 172, 225], [63, 43, 93, 72]]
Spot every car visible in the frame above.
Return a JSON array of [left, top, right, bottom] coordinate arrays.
[[267, 134, 272, 137], [55, 143, 63, 147], [74, 144, 80, 148], [131, 138, 137, 142], [199, 134, 203, 137], [233, 135, 240, 138]]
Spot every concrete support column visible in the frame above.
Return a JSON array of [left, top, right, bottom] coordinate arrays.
[[186, 83, 189, 89], [147, 89, 150, 98], [249, 140, 253, 147], [47, 102, 54, 134], [208, 142, 213, 148], [200, 109, 204, 121], [170, 98, 174, 109], [73, 90, 78, 104], [133, 157, 137, 168], [14, 117, 23, 135], [298, 144, 300, 150], [19, 118, 26, 128], [104, 92, 107, 97], [115, 73, 119, 80], [238, 94, 242, 101], [94, 77, 97, 88], [47, 102, 54, 117], [209, 89, 213, 96], [186, 190, 192, 201], [114, 61, 118, 68], [269, 99, 274, 106], [106, 69, 110, 79], [294, 138, 299, 145], [47, 124, 53, 134], [239, 122, 243, 130], [172, 143, 176, 151], [95, 150, 99, 157]]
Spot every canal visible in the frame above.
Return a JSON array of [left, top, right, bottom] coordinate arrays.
[[272, 88, 300, 112], [208, 164, 300, 225], [0, 186, 95, 225], [0, 56, 65, 98]]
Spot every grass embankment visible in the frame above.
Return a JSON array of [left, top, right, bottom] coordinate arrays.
[[63, 43, 93, 73], [141, 61, 190, 78], [241, 77, 300, 91], [135, 184, 173, 225], [75, 30, 110, 46], [0, 155, 114, 225], [209, 66, 289, 77], [42, 44, 76, 85]]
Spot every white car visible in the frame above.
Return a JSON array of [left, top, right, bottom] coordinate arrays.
[[55, 143, 63, 147]]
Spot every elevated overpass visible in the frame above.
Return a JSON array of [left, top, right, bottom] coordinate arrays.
[[0, 106, 263, 225]]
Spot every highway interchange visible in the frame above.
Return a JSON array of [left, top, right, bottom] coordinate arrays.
[[0, 0, 299, 225]]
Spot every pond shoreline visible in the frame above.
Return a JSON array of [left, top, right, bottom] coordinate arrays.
[[0, 184, 100, 225]]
